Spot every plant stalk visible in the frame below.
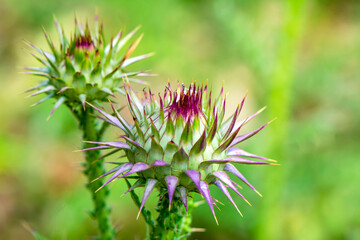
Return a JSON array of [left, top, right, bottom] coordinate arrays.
[[148, 190, 193, 240], [80, 107, 116, 240]]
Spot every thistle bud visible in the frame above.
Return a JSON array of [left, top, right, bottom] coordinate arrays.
[[84, 82, 276, 223], [25, 15, 153, 118]]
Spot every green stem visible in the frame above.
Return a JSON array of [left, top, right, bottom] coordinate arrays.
[[148, 190, 193, 240], [80, 107, 116, 240]]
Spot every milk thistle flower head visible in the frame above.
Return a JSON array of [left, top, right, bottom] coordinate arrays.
[[25, 14, 153, 118], [84, 82, 276, 223]]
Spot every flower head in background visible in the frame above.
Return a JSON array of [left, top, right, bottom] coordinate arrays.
[[84, 82, 276, 223], [25, 14, 153, 118]]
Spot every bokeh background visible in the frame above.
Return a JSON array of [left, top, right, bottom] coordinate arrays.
[[1, 0, 360, 239]]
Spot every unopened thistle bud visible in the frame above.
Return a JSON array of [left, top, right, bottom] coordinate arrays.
[[84, 82, 276, 223], [25, 15, 153, 118]]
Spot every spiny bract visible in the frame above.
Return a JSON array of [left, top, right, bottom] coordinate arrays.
[[84, 82, 276, 223], [25, 15, 153, 119]]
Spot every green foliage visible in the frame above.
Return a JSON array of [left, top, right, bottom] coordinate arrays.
[[1, 0, 360, 239]]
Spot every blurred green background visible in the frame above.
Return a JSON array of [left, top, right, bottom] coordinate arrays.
[[1, 0, 360, 239]]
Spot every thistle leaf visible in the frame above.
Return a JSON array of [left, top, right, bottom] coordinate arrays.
[[185, 170, 201, 190], [227, 147, 274, 162], [122, 53, 154, 68], [161, 118, 175, 145], [120, 33, 143, 65], [134, 120, 145, 144], [87, 101, 127, 130], [72, 72, 86, 93], [189, 131, 207, 156], [229, 119, 275, 148], [163, 141, 179, 164], [31, 94, 54, 107], [47, 96, 66, 120], [121, 136, 147, 154], [109, 100, 133, 136], [222, 104, 240, 140], [119, 162, 150, 179], [115, 26, 140, 54], [180, 119, 193, 147], [148, 136, 163, 165], [178, 187, 188, 211], [214, 180, 242, 216], [200, 181, 218, 225], [172, 148, 189, 176], [95, 162, 133, 192], [100, 87, 115, 97], [207, 114, 218, 144], [199, 158, 271, 167], [150, 118, 161, 142], [28, 85, 55, 97], [151, 160, 169, 167], [165, 176, 179, 209], [79, 94, 86, 109], [224, 163, 262, 196], [80, 145, 110, 152], [42, 51, 60, 76], [122, 178, 146, 197], [84, 141, 130, 150], [41, 26, 59, 61], [54, 16, 68, 55], [137, 179, 157, 219], [212, 171, 251, 206], [214, 119, 246, 154]]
